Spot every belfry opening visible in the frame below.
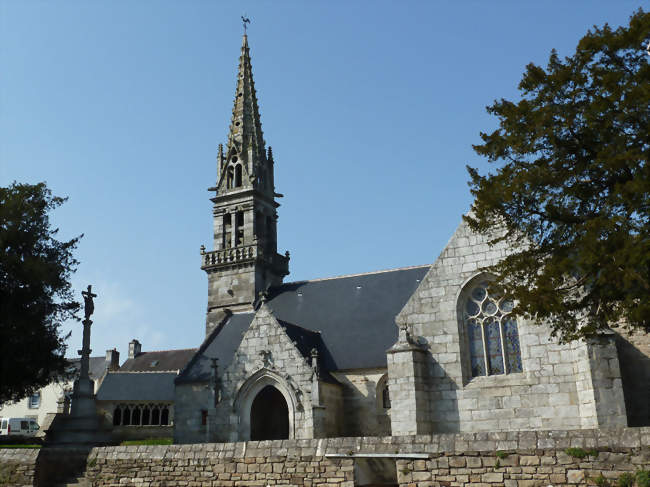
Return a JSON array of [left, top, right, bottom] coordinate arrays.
[[250, 385, 289, 440]]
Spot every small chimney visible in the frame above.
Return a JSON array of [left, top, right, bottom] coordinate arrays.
[[128, 339, 142, 360], [105, 348, 120, 371]]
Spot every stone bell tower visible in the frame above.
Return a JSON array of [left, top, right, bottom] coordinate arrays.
[[201, 34, 289, 336]]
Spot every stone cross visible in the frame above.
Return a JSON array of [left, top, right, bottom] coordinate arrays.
[[82, 285, 96, 320], [78, 285, 97, 381]]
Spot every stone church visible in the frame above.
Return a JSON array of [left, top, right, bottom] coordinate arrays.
[[172, 34, 650, 444]]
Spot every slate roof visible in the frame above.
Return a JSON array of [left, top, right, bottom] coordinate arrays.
[[120, 348, 197, 372], [96, 372, 177, 402], [178, 265, 429, 383], [65, 356, 108, 381]]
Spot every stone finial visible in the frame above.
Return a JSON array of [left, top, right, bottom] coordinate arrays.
[[200, 244, 206, 254], [310, 348, 320, 378], [210, 357, 221, 406], [285, 251, 290, 259], [398, 323, 412, 344]]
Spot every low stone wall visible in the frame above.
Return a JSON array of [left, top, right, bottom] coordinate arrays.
[[396, 449, 650, 486], [1, 427, 649, 486], [0, 448, 38, 486]]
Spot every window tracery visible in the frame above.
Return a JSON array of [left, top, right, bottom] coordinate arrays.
[[463, 280, 522, 378]]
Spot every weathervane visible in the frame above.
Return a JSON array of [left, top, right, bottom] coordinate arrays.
[[241, 16, 250, 34]]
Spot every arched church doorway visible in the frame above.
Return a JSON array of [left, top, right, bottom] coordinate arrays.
[[250, 385, 289, 440]]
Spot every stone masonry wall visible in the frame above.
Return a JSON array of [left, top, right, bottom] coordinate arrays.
[[0, 448, 37, 486], [395, 220, 627, 434], [331, 368, 391, 437], [4, 427, 650, 486]]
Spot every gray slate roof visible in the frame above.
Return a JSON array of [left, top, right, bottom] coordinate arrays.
[[96, 372, 177, 401], [65, 357, 108, 381], [178, 265, 429, 383], [120, 349, 196, 372]]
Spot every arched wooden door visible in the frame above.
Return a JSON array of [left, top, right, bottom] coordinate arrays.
[[250, 385, 289, 440]]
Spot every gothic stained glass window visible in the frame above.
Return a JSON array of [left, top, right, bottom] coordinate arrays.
[[463, 281, 523, 378], [485, 318, 504, 375], [467, 319, 486, 377], [503, 317, 523, 373]]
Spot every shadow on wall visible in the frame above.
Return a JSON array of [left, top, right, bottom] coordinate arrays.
[[616, 334, 650, 427], [426, 351, 461, 434], [354, 457, 397, 487], [35, 447, 91, 486]]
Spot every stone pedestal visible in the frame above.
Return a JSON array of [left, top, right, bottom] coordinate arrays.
[[45, 377, 111, 445]]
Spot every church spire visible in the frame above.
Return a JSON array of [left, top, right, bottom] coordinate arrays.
[[215, 33, 270, 195]]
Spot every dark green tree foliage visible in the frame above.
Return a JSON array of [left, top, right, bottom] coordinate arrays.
[[0, 182, 81, 403], [466, 10, 650, 341]]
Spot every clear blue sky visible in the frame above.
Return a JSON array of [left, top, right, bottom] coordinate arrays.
[[1, 1, 644, 361]]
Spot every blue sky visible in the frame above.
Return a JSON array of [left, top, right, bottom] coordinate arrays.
[[1, 1, 645, 361]]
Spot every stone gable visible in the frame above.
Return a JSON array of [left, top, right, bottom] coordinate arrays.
[[390, 218, 626, 435]]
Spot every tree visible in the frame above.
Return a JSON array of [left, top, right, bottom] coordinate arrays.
[[0, 182, 81, 403], [466, 10, 650, 341]]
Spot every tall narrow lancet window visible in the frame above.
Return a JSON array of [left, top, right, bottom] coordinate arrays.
[[236, 212, 244, 246], [463, 280, 522, 378], [224, 214, 232, 249], [113, 407, 122, 426], [132, 406, 141, 425], [227, 166, 235, 189], [161, 407, 170, 426], [256, 212, 265, 241], [234, 164, 243, 187]]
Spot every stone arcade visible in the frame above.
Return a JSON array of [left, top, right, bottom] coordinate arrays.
[[172, 34, 650, 444]]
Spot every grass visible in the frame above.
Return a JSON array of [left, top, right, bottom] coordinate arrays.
[[637, 469, 650, 487], [617, 472, 634, 487], [564, 447, 598, 459], [119, 437, 173, 446]]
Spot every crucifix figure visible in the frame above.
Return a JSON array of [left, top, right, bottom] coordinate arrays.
[[82, 285, 97, 321], [78, 285, 97, 382], [241, 16, 250, 34]]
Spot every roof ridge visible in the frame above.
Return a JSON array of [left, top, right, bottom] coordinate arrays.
[[110, 370, 180, 374], [283, 264, 430, 284], [134, 347, 198, 355]]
